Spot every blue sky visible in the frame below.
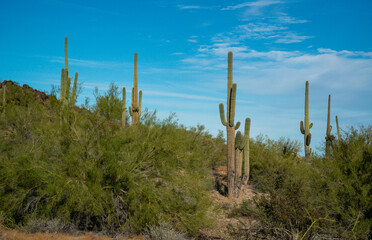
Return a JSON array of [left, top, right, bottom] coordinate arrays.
[[1, 0, 372, 154]]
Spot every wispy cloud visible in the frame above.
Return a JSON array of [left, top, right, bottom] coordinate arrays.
[[146, 90, 224, 102], [49, 57, 126, 69], [222, 0, 283, 11], [177, 5, 201, 10], [211, 23, 312, 44]]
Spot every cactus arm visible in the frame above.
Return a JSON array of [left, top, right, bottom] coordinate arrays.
[[70, 72, 78, 106], [229, 84, 237, 127], [300, 121, 305, 134], [129, 106, 133, 117], [235, 121, 240, 130], [219, 103, 227, 126], [309, 122, 313, 129]]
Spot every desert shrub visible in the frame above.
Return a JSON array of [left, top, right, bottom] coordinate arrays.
[[144, 223, 189, 240], [315, 125, 372, 239], [232, 128, 371, 239], [0, 82, 218, 236]]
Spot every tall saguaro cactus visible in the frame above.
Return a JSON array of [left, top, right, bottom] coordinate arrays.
[[325, 94, 335, 158], [300, 81, 313, 161], [129, 53, 142, 126], [60, 36, 78, 107], [219, 51, 240, 198], [122, 87, 127, 128]]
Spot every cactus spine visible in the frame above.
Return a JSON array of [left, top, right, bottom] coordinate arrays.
[[122, 87, 127, 128], [219, 51, 240, 198], [336, 115, 341, 143], [325, 94, 335, 158], [60, 36, 78, 107], [129, 53, 142, 126], [300, 81, 313, 161]]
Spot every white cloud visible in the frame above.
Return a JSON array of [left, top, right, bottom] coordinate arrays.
[[211, 23, 312, 44], [222, 0, 283, 11], [177, 5, 201, 10]]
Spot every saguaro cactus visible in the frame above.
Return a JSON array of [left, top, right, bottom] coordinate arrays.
[[335, 115, 341, 143], [129, 53, 142, 126], [235, 131, 244, 186], [219, 51, 240, 198], [122, 87, 127, 128], [242, 118, 250, 185], [325, 95, 335, 158], [60, 36, 78, 107], [235, 118, 251, 190], [300, 81, 313, 161]]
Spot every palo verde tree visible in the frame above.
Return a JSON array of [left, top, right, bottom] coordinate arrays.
[[219, 51, 241, 198]]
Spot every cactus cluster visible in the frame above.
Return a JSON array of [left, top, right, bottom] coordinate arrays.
[[60, 37, 78, 107], [219, 52, 241, 198], [128, 53, 142, 126], [300, 81, 313, 161]]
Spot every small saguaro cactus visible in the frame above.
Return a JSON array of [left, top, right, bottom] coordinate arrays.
[[242, 118, 250, 185], [60, 36, 79, 107], [122, 87, 127, 128], [219, 51, 241, 198], [234, 117, 251, 191], [129, 53, 142, 126], [336, 115, 341, 143], [325, 94, 335, 158], [235, 131, 244, 187], [300, 81, 313, 161]]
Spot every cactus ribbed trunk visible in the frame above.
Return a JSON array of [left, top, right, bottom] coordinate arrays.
[[300, 81, 313, 161]]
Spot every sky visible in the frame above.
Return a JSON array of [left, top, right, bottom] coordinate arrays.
[[1, 0, 371, 155]]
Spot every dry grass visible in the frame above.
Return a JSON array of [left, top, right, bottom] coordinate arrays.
[[0, 228, 145, 240]]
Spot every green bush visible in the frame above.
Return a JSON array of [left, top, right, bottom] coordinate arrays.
[[0, 83, 219, 236], [232, 129, 371, 239]]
